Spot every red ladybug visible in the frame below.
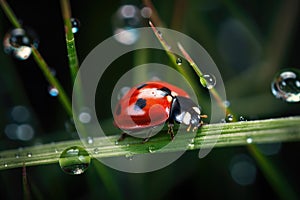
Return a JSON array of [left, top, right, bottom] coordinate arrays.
[[113, 81, 206, 141]]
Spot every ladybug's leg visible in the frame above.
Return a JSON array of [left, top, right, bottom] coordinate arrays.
[[117, 132, 128, 142], [167, 122, 174, 140]]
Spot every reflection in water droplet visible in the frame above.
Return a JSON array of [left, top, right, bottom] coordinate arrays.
[[271, 68, 300, 103], [71, 18, 80, 33], [3, 27, 39, 60], [176, 57, 182, 65], [200, 74, 216, 89], [59, 146, 91, 175], [48, 86, 59, 97], [125, 152, 134, 160]]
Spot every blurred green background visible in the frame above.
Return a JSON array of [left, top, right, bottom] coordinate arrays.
[[0, 0, 300, 199]]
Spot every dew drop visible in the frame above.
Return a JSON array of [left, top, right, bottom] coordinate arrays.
[[239, 116, 246, 121], [87, 137, 93, 144], [200, 74, 216, 89], [15, 153, 20, 158], [226, 114, 234, 122], [4, 163, 8, 168], [246, 137, 253, 144], [176, 57, 182, 65], [3, 27, 39, 60], [71, 18, 80, 33], [271, 68, 300, 103], [115, 140, 119, 145], [125, 152, 134, 160], [93, 148, 100, 154], [48, 86, 59, 97], [27, 152, 32, 157], [59, 146, 91, 175], [148, 146, 156, 153]]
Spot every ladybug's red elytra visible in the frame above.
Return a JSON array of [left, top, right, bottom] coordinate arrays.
[[113, 81, 206, 141]]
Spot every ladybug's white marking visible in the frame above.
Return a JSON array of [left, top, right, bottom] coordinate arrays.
[[166, 95, 173, 103], [183, 112, 191, 125], [193, 107, 200, 114], [127, 104, 145, 116], [138, 88, 166, 99], [171, 91, 178, 97]]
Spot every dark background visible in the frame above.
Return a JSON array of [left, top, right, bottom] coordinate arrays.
[[0, 0, 300, 199]]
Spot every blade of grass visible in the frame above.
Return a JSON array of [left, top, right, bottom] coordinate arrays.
[[0, 0, 72, 117], [60, 0, 79, 83], [248, 144, 298, 200], [22, 164, 31, 200], [0, 116, 300, 170], [31, 47, 72, 116], [0, 0, 21, 28]]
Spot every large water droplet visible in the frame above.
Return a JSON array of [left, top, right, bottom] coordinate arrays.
[[59, 146, 91, 175], [271, 68, 300, 103], [71, 18, 80, 33], [3, 27, 39, 60], [200, 74, 216, 89]]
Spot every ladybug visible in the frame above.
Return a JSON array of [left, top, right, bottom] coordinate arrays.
[[113, 81, 206, 141]]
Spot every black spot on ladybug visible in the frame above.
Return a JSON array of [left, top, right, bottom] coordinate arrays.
[[159, 87, 172, 96], [136, 83, 147, 90], [134, 98, 147, 110], [116, 104, 121, 115]]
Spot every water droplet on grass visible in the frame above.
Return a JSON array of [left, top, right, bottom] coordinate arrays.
[[27, 152, 32, 157], [176, 57, 182, 65], [148, 146, 156, 153], [59, 146, 91, 175], [125, 152, 133, 160], [48, 86, 59, 97], [3, 27, 39, 60], [200, 74, 216, 89], [271, 68, 300, 103], [71, 18, 80, 33], [246, 137, 253, 144], [226, 114, 234, 122]]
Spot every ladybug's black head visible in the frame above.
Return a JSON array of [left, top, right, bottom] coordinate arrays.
[[170, 96, 202, 131]]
